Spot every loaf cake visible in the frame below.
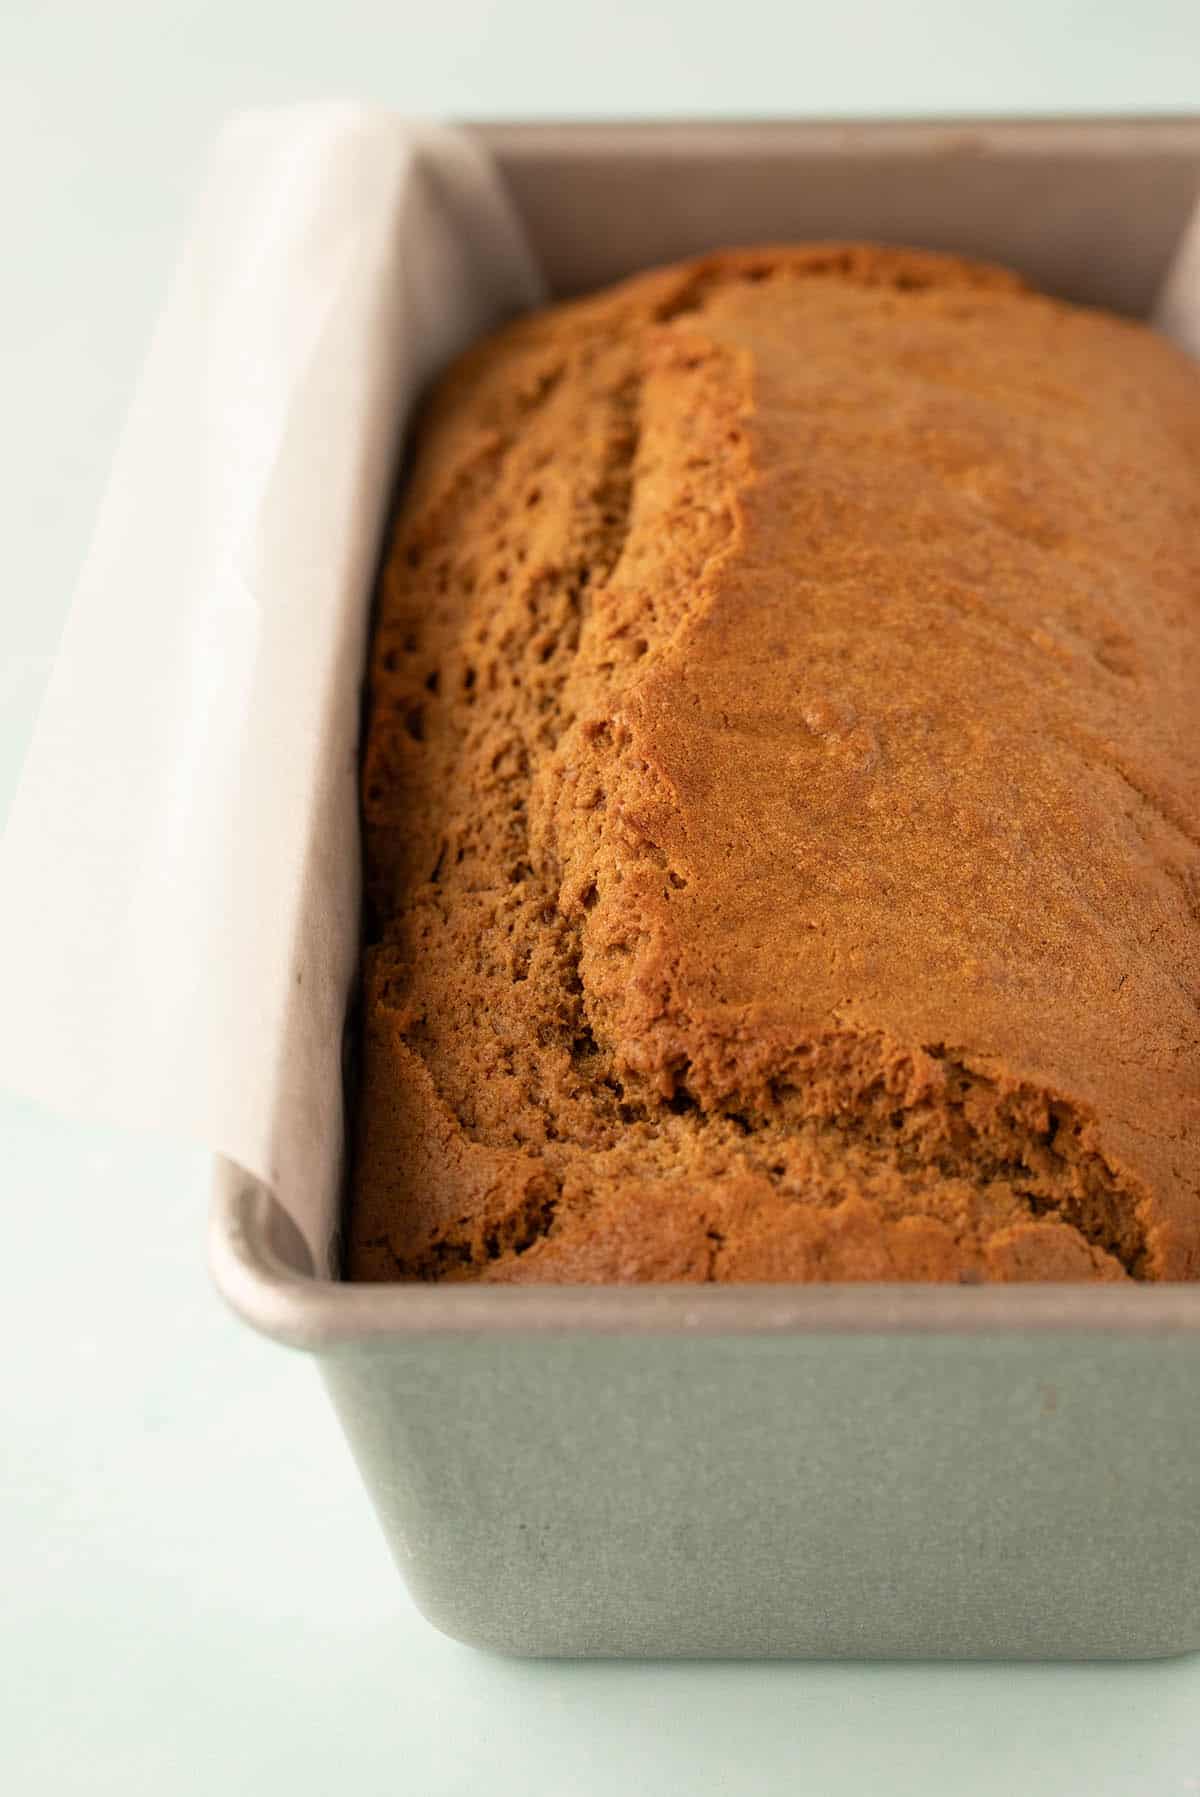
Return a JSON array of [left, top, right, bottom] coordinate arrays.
[[348, 243, 1200, 1284]]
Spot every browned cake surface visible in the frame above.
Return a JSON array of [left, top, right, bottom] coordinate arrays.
[[349, 243, 1200, 1285]]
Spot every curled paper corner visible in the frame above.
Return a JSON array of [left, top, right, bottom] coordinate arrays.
[[1153, 189, 1200, 362], [0, 105, 543, 1264]]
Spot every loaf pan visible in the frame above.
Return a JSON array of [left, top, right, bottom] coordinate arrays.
[[211, 117, 1200, 1659]]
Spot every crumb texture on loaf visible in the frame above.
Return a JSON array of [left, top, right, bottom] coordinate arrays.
[[349, 243, 1200, 1284]]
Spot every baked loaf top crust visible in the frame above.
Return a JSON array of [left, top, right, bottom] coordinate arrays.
[[349, 244, 1200, 1284]]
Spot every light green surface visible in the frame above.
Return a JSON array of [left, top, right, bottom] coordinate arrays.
[[4, 3, 1200, 1790]]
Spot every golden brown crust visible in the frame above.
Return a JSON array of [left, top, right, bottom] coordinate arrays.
[[348, 242, 1200, 1285]]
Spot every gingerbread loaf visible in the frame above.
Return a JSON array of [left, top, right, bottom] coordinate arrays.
[[348, 244, 1200, 1284]]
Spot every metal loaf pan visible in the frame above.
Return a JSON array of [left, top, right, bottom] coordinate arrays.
[[211, 118, 1200, 1660]]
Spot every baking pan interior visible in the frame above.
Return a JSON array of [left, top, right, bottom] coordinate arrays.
[[214, 118, 1200, 1341], [471, 118, 1200, 315]]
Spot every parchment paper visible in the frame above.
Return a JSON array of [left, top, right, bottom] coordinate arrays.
[[0, 105, 542, 1264]]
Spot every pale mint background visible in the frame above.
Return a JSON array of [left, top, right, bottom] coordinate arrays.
[[4, 4, 1200, 1792]]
